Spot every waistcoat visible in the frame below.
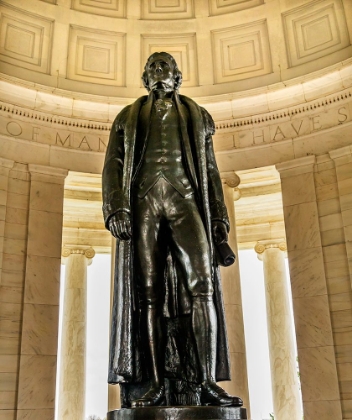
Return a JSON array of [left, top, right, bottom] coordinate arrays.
[[134, 98, 193, 199]]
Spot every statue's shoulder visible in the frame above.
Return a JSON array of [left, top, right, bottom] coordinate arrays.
[[179, 94, 215, 136], [113, 96, 148, 131]]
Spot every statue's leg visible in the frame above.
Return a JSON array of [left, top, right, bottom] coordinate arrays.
[[166, 192, 243, 407], [131, 184, 166, 407]]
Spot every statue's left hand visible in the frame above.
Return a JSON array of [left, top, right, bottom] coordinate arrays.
[[212, 221, 228, 245]]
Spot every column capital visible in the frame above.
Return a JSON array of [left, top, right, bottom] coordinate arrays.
[[28, 164, 68, 184], [62, 246, 95, 262], [329, 145, 352, 166], [276, 156, 316, 178], [221, 171, 241, 188], [254, 239, 287, 256]]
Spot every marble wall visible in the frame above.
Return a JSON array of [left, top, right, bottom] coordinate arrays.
[[0, 163, 67, 420]]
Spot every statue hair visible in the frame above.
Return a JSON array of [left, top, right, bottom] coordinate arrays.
[[142, 52, 183, 91]]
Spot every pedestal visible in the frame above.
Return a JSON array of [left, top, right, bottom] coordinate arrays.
[[107, 406, 248, 420]]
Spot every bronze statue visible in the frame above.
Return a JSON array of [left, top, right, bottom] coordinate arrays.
[[102, 52, 243, 409]]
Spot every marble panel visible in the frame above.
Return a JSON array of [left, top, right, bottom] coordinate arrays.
[[0, 300, 21, 320], [341, 209, 352, 227], [72, 99, 110, 122], [2, 253, 26, 272], [0, 190, 7, 205], [0, 137, 50, 167], [337, 362, 352, 382], [280, 172, 316, 206], [224, 304, 245, 354], [0, 286, 23, 304], [324, 259, 349, 279], [329, 292, 352, 312], [29, 181, 64, 214], [6, 193, 29, 210], [288, 247, 327, 298], [0, 391, 16, 409], [284, 202, 321, 251], [299, 345, 340, 401], [303, 400, 342, 420], [221, 268, 241, 305], [293, 295, 333, 348], [0, 372, 16, 392], [0, 319, 21, 348], [17, 355, 56, 409], [323, 243, 347, 262], [5, 208, 28, 226], [337, 177, 352, 197], [315, 182, 339, 202], [341, 194, 352, 212], [0, 355, 18, 373], [335, 344, 352, 364], [4, 223, 27, 241], [49, 146, 104, 175], [320, 228, 345, 247], [344, 225, 352, 241], [330, 309, 352, 333], [34, 92, 73, 117], [24, 255, 60, 306], [16, 409, 54, 420], [0, 206, 5, 221], [27, 210, 63, 258], [334, 329, 352, 346], [319, 213, 343, 232], [317, 198, 341, 217], [340, 380, 352, 399], [3, 238, 25, 256], [0, 270, 24, 288], [21, 304, 59, 356], [335, 162, 352, 182], [326, 276, 352, 296], [0, 408, 15, 420], [341, 399, 352, 418], [314, 168, 337, 187], [7, 178, 30, 196], [0, 175, 9, 192], [0, 336, 20, 355]]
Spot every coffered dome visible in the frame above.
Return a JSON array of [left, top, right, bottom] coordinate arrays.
[[1, 0, 351, 99]]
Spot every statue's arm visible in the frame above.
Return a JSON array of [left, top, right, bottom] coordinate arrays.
[[102, 108, 132, 240], [202, 108, 229, 244]]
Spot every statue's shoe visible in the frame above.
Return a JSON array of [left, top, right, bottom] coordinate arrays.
[[131, 385, 166, 407], [201, 382, 243, 407]]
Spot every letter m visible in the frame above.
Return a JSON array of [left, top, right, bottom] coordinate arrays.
[[56, 133, 71, 147]]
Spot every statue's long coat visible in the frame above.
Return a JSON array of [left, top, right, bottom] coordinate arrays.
[[102, 92, 231, 385]]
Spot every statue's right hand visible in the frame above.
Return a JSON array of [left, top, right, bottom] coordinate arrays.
[[108, 213, 132, 241]]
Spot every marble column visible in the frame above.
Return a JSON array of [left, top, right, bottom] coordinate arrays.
[[108, 237, 121, 411], [0, 157, 14, 286], [255, 240, 301, 420], [220, 174, 250, 414], [15, 165, 68, 420], [276, 157, 342, 420], [58, 246, 95, 420]]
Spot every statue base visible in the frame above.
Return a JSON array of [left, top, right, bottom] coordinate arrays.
[[107, 406, 247, 420]]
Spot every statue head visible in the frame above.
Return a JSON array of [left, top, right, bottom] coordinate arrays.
[[142, 52, 183, 92]]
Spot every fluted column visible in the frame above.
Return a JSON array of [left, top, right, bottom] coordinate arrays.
[[255, 239, 301, 420], [58, 246, 95, 420], [220, 173, 250, 413]]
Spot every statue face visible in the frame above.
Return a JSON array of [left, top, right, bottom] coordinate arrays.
[[145, 54, 175, 92]]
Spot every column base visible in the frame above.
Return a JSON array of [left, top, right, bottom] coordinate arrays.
[[107, 406, 248, 420]]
